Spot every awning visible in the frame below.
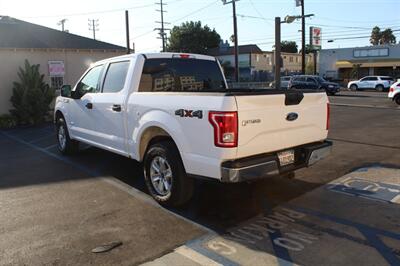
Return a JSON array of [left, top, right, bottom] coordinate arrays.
[[336, 60, 400, 68]]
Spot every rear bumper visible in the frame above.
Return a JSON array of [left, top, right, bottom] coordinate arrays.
[[220, 141, 332, 183]]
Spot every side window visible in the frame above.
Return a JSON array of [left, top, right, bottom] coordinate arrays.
[[75, 65, 103, 96], [102, 61, 130, 93], [307, 77, 317, 84], [360, 77, 369, 82], [369, 77, 378, 81]]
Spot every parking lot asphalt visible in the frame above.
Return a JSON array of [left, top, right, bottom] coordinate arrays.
[[1, 91, 399, 265]]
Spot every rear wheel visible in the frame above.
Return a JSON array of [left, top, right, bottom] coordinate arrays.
[[143, 140, 194, 207], [56, 117, 79, 155], [394, 95, 400, 105], [350, 84, 358, 91], [376, 85, 384, 92]]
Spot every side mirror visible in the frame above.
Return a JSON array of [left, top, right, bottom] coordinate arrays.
[[61, 85, 72, 98]]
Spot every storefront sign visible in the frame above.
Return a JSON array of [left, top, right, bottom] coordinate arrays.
[[310, 27, 322, 50]]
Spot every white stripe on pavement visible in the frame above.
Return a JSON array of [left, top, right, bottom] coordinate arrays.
[[175, 246, 223, 266]]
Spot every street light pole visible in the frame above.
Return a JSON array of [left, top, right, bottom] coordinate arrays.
[[223, 0, 240, 82], [301, 0, 306, 74], [275, 17, 281, 90]]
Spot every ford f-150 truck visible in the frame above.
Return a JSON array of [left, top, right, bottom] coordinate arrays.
[[55, 53, 332, 206]]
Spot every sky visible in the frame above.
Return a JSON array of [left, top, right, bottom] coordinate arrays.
[[0, 0, 399, 53]]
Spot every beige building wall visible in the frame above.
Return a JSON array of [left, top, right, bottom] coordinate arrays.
[[0, 48, 125, 115], [251, 52, 273, 72], [250, 52, 313, 73]]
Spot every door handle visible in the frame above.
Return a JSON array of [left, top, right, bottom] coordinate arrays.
[[85, 102, 93, 109], [112, 104, 122, 112]]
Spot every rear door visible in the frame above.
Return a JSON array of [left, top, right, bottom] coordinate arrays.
[[235, 92, 329, 158], [90, 59, 132, 154]]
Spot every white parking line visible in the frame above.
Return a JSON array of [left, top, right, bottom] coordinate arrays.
[[175, 246, 222, 266]]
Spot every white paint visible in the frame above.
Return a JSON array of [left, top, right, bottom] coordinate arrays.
[[175, 246, 222, 266], [207, 241, 237, 255], [273, 238, 305, 251]]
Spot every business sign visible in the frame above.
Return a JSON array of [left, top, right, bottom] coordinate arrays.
[[295, 0, 302, 7], [310, 27, 322, 50], [48, 61, 65, 76]]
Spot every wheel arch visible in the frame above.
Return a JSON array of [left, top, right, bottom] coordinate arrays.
[[54, 109, 65, 123], [138, 126, 179, 162]]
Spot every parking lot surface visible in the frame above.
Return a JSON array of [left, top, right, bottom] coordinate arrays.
[[1, 91, 399, 265]]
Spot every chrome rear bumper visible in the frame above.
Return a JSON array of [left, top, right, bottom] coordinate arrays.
[[221, 141, 332, 183]]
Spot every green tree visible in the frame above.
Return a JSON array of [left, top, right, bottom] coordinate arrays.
[[350, 64, 361, 79], [167, 21, 221, 54], [370, 26, 381, 45], [305, 62, 314, 75], [281, 41, 298, 53], [380, 28, 396, 45], [10, 60, 54, 125], [370, 26, 397, 45], [299, 44, 314, 54]]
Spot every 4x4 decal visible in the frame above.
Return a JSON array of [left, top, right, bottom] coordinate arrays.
[[175, 109, 203, 119]]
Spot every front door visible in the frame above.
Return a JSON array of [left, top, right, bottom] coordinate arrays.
[[68, 64, 104, 143]]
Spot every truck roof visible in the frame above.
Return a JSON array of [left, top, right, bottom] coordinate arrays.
[[95, 52, 216, 65]]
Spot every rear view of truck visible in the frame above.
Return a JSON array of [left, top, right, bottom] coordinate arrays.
[[215, 90, 331, 183]]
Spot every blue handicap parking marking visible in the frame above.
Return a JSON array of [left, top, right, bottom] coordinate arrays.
[[328, 177, 400, 204]]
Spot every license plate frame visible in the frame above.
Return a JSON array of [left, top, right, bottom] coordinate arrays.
[[278, 149, 295, 166]]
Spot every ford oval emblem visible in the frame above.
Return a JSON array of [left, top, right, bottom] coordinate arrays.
[[286, 112, 298, 121]]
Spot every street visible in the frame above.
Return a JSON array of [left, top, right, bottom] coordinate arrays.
[[1, 91, 399, 265]]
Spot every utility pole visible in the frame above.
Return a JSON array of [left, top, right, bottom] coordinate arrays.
[[155, 0, 170, 52], [275, 17, 281, 90], [88, 19, 99, 40], [301, 0, 306, 74], [58, 19, 67, 32], [125, 10, 131, 54], [222, 0, 239, 82]]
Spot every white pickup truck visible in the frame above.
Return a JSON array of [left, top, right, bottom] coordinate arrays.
[[55, 53, 332, 206]]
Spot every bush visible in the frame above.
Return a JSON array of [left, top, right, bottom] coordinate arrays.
[[10, 60, 55, 125], [0, 114, 17, 129]]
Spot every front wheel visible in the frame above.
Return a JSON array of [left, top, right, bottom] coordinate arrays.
[[56, 117, 79, 155], [143, 140, 194, 207], [350, 84, 358, 91]]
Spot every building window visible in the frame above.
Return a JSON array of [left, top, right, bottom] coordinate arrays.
[[289, 56, 293, 63], [51, 76, 64, 89], [296, 57, 299, 63]]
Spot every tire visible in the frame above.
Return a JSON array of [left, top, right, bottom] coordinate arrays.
[[394, 95, 400, 105], [350, 84, 358, 91], [376, 85, 384, 92], [143, 140, 194, 207], [55, 117, 79, 155]]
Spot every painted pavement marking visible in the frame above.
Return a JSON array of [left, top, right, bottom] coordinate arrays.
[[328, 176, 400, 204]]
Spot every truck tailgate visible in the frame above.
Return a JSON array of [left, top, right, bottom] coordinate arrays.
[[235, 92, 329, 158]]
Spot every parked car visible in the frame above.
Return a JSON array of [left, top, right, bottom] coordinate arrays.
[[54, 53, 332, 207], [288, 75, 340, 95], [347, 76, 394, 92], [388, 81, 400, 105], [269, 76, 291, 89]]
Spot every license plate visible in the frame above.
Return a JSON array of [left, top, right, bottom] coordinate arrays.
[[278, 150, 295, 166]]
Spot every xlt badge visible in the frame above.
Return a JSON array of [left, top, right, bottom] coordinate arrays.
[[242, 119, 261, 126]]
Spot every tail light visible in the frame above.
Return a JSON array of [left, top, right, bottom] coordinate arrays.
[[209, 111, 238, 148], [390, 87, 394, 92], [326, 103, 330, 130]]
